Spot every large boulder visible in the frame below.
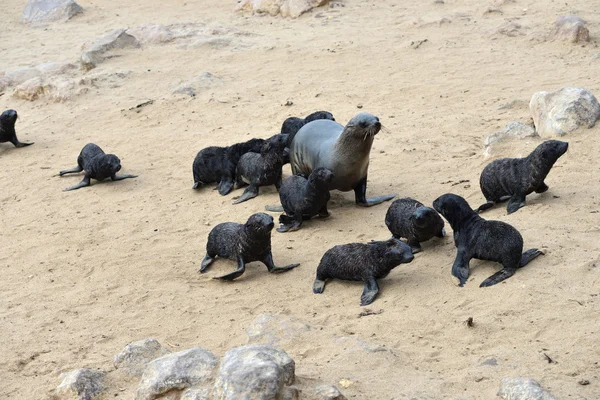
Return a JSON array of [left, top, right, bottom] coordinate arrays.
[[80, 29, 140, 71], [55, 368, 104, 400], [246, 313, 312, 347], [21, 0, 83, 25], [114, 338, 170, 376], [498, 377, 556, 400], [135, 348, 218, 400], [483, 122, 538, 156], [530, 87, 600, 137], [235, 0, 330, 18], [213, 344, 295, 400], [551, 15, 590, 43]]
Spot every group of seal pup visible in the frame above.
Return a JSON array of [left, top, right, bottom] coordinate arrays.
[[1, 107, 569, 306]]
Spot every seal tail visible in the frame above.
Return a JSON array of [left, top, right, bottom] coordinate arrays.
[[192, 181, 201, 189], [519, 248, 544, 268]]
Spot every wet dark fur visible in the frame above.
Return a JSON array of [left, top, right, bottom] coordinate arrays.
[[199, 213, 299, 280], [312, 238, 414, 306], [476, 140, 568, 214], [282, 111, 335, 147], [59, 143, 137, 191], [433, 193, 543, 287], [233, 134, 288, 204], [277, 168, 334, 232], [192, 138, 264, 195], [0, 109, 34, 148], [385, 198, 445, 253]]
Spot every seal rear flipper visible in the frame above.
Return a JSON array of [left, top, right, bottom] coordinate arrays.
[[519, 248, 544, 268], [479, 268, 517, 287], [11, 137, 34, 147], [199, 254, 214, 273], [112, 173, 137, 181], [63, 175, 91, 191], [265, 205, 284, 212], [262, 252, 299, 273], [217, 179, 234, 196], [213, 257, 246, 281], [232, 185, 259, 204], [475, 201, 495, 213], [535, 182, 549, 193], [360, 276, 380, 306], [506, 193, 526, 214], [277, 215, 302, 233], [313, 279, 326, 294], [59, 165, 84, 176]]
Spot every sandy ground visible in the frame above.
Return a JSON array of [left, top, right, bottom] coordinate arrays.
[[1, 0, 600, 398]]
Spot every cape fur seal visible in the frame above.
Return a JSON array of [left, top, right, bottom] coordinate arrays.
[[281, 110, 335, 147], [0, 109, 33, 148], [200, 213, 300, 280], [476, 140, 568, 214], [59, 143, 137, 191], [385, 198, 445, 253], [277, 167, 334, 232], [433, 193, 544, 287], [312, 238, 414, 306], [290, 113, 397, 207]]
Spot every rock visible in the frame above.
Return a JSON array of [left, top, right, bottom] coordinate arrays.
[[498, 99, 528, 110], [55, 368, 104, 400], [213, 344, 295, 399], [114, 338, 170, 376], [492, 21, 527, 37], [530, 87, 600, 137], [235, 0, 330, 18], [551, 15, 590, 43], [12, 76, 79, 102], [283, 386, 300, 400], [313, 385, 347, 400], [80, 29, 140, 71], [480, 357, 498, 366], [484, 122, 537, 146], [483, 6, 502, 15], [180, 388, 211, 400], [21, 0, 83, 25], [127, 24, 174, 44], [498, 377, 556, 400], [246, 313, 312, 347], [135, 348, 218, 400], [172, 73, 223, 97], [0, 62, 76, 92]]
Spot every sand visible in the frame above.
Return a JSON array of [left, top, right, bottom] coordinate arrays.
[[1, 0, 599, 398]]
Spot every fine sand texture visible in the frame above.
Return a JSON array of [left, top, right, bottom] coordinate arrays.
[[1, 0, 599, 398]]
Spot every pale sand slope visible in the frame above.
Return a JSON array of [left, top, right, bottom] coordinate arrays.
[[1, 0, 599, 398]]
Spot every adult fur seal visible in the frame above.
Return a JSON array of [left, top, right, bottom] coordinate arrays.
[[476, 140, 568, 214], [281, 110, 335, 147], [200, 213, 299, 280], [312, 238, 414, 306], [290, 112, 397, 207], [277, 167, 334, 232], [385, 198, 445, 253], [59, 143, 137, 191], [433, 193, 544, 287], [0, 109, 33, 148]]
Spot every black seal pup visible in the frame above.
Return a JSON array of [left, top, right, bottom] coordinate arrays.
[[312, 238, 414, 306], [199, 213, 299, 280], [476, 140, 568, 214], [277, 167, 334, 233], [282, 110, 335, 147], [233, 134, 288, 204], [0, 109, 33, 148], [192, 138, 264, 196], [59, 143, 137, 191], [433, 193, 544, 287], [385, 198, 446, 253], [290, 112, 397, 207]]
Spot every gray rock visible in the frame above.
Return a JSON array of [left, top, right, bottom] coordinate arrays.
[[56, 368, 104, 400], [283, 386, 300, 400], [80, 29, 140, 71], [498, 377, 556, 400], [213, 344, 295, 400], [127, 24, 175, 44], [530, 86, 600, 137], [246, 313, 312, 347], [484, 122, 537, 146], [480, 357, 498, 366], [235, 0, 330, 18], [313, 385, 347, 400], [0, 62, 76, 91], [12, 76, 77, 102], [181, 388, 211, 400], [172, 72, 223, 97], [114, 338, 170, 376], [21, 0, 83, 25], [492, 21, 526, 37], [135, 347, 218, 400], [551, 15, 590, 43]]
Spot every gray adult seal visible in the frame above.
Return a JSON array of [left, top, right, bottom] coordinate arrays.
[[289, 112, 397, 207]]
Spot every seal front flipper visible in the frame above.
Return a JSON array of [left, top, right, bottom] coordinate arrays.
[[262, 252, 299, 273], [451, 249, 470, 286], [111, 173, 137, 181], [407, 240, 422, 254], [360, 275, 380, 306], [265, 205, 284, 212], [64, 175, 91, 191], [232, 185, 259, 205], [506, 192, 526, 214], [59, 165, 83, 176], [213, 256, 246, 281], [479, 268, 517, 287], [199, 254, 215, 273], [353, 177, 397, 207], [217, 178, 234, 196]]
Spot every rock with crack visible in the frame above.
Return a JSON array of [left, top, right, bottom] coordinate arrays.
[[551, 15, 590, 43], [114, 338, 170, 376], [483, 122, 538, 156], [212, 344, 295, 399], [135, 347, 218, 400], [55, 368, 105, 400], [235, 0, 330, 18], [497, 377, 556, 400], [530, 86, 600, 137], [21, 0, 83, 25], [80, 29, 140, 71]]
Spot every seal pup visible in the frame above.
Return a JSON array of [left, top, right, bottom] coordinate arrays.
[[59, 143, 137, 191], [282, 110, 335, 147], [192, 138, 264, 195], [433, 193, 544, 287], [199, 213, 300, 280], [233, 134, 288, 204], [476, 140, 568, 214], [0, 109, 33, 148], [385, 198, 446, 253], [313, 238, 414, 306], [290, 112, 397, 207], [277, 167, 334, 232]]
